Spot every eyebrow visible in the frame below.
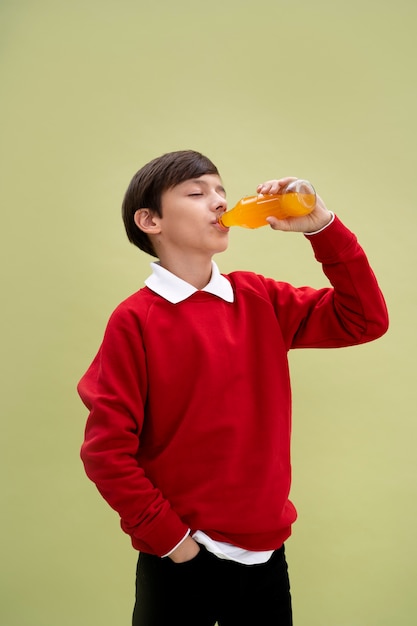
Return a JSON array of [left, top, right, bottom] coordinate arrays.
[[187, 179, 226, 194]]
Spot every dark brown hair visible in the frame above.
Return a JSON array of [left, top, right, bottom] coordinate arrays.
[[122, 150, 219, 256]]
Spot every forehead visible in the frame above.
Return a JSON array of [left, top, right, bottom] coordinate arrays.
[[175, 174, 225, 190]]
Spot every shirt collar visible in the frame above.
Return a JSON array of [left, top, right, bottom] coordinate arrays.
[[145, 261, 234, 304]]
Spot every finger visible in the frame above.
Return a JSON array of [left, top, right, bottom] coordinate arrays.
[[257, 177, 297, 195], [257, 181, 281, 194], [266, 215, 309, 233], [266, 216, 292, 231], [257, 181, 274, 193]]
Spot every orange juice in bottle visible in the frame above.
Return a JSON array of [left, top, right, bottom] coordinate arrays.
[[218, 179, 316, 229]]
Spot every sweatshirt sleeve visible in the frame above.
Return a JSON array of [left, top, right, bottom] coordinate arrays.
[[268, 215, 389, 350], [78, 303, 189, 556]]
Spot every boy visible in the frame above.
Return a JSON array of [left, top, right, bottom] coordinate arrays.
[[78, 150, 388, 626]]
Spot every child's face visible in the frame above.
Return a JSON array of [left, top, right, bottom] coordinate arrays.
[[157, 174, 229, 258]]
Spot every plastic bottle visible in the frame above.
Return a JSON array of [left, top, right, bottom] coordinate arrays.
[[218, 179, 316, 229]]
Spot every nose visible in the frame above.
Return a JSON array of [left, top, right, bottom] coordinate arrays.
[[211, 192, 227, 213]]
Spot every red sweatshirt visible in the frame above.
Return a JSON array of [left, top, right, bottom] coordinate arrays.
[[78, 217, 388, 557]]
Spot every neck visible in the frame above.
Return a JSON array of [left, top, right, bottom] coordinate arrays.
[[157, 255, 213, 290]]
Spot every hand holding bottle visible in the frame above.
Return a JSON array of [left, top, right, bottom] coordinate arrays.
[[218, 177, 332, 232], [257, 177, 332, 234]]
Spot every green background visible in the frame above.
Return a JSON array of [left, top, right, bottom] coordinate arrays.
[[1, 1, 416, 624]]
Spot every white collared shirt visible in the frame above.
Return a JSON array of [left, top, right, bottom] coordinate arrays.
[[145, 260, 234, 304]]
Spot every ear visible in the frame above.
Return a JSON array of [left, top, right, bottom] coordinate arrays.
[[133, 208, 162, 234]]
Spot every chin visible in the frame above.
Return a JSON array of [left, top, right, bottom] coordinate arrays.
[[216, 241, 229, 254]]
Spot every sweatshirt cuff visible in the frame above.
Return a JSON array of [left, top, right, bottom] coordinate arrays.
[[304, 211, 335, 235], [129, 506, 190, 557], [161, 529, 191, 558], [304, 214, 358, 264]]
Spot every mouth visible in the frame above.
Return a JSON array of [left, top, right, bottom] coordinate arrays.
[[213, 213, 229, 232], [213, 219, 229, 232]]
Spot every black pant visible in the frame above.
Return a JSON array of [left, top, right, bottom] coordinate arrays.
[[133, 544, 293, 626]]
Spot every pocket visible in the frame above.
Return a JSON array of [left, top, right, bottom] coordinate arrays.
[[171, 543, 206, 568], [165, 544, 212, 595]]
